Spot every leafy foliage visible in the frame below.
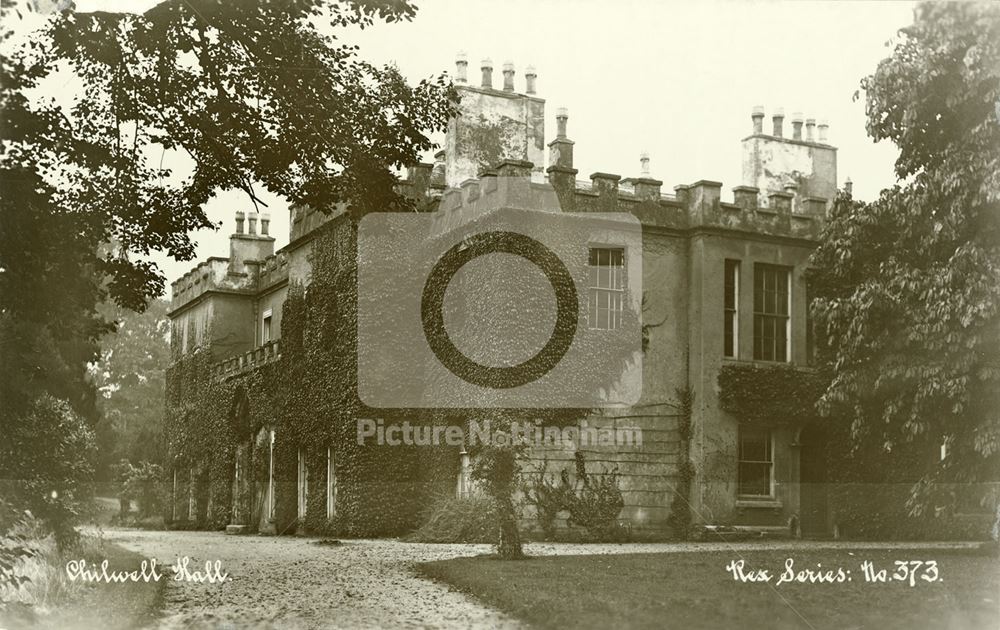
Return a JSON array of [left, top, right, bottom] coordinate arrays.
[[0, 168, 107, 428], [717, 364, 827, 425], [2, 0, 456, 545], [92, 299, 171, 479], [0, 499, 40, 605], [4, 0, 458, 307], [666, 387, 694, 538], [405, 494, 498, 544], [809, 3, 1000, 511], [118, 461, 168, 519], [0, 396, 96, 549], [520, 453, 626, 542], [520, 460, 574, 541], [562, 457, 626, 542], [165, 221, 456, 536]]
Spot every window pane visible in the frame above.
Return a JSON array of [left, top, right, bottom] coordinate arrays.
[[753, 264, 791, 361], [776, 320, 787, 362], [588, 248, 625, 330], [754, 267, 763, 312], [753, 315, 762, 359], [724, 312, 734, 357], [738, 426, 773, 496], [740, 427, 768, 459], [739, 463, 771, 496]]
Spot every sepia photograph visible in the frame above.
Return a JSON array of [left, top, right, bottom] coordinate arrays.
[[1, 0, 998, 628]]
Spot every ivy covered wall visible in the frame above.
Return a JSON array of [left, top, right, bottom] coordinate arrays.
[[164, 219, 456, 536]]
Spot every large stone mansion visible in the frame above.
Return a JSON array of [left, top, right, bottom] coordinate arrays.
[[166, 54, 850, 538]]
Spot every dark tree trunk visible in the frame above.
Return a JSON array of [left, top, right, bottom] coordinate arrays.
[[496, 492, 523, 559]]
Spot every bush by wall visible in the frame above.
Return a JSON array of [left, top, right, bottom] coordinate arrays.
[[405, 493, 498, 544]]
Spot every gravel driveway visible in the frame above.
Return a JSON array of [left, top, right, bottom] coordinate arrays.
[[108, 529, 514, 629], [108, 529, 982, 629]]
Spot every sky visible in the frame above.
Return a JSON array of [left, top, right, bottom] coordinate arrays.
[[51, 0, 919, 286]]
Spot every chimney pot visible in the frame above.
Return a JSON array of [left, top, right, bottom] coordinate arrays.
[[525, 65, 537, 94], [751, 105, 765, 134], [772, 107, 785, 138], [261, 212, 271, 236], [805, 118, 816, 142], [502, 60, 515, 92], [481, 58, 493, 89], [791, 112, 804, 140], [247, 211, 258, 236], [556, 107, 569, 139], [844, 177, 853, 195], [235, 210, 246, 234], [640, 151, 650, 177], [455, 50, 468, 84], [818, 119, 829, 143]]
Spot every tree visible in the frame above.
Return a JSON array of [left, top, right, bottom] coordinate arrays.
[[810, 2, 1000, 517], [1, 0, 456, 537], [91, 298, 171, 479]]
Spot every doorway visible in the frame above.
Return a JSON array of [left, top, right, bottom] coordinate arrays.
[[799, 425, 829, 536]]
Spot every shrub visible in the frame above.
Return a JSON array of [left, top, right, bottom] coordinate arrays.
[[565, 466, 626, 541], [405, 493, 498, 544], [521, 462, 574, 541], [0, 395, 96, 549], [0, 499, 40, 613], [521, 453, 627, 542], [0, 509, 110, 624]]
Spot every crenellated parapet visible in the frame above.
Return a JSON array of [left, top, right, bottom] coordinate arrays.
[[428, 105, 826, 242], [169, 257, 255, 312], [429, 153, 826, 242], [258, 250, 289, 290], [212, 338, 281, 380]]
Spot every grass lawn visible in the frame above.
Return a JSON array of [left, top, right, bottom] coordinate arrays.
[[418, 548, 1000, 630]]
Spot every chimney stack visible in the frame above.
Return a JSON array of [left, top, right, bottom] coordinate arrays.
[[525, 65, 537, 95], [818, 120, 829, 143], [431, 149, 446, 187], [772, 108, 785, 138], [502, 61, 515, 92], [455, 51, 468, 84], [791, 112, 803, 140], [481, 58, 493, 89], [547, 107, 577, 199], [229, 209, 274, 274], [556, 107, 569, 139], [548, 108, 575, 170], [805, 118, 816, 142], [751, 105, 765, 134]]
